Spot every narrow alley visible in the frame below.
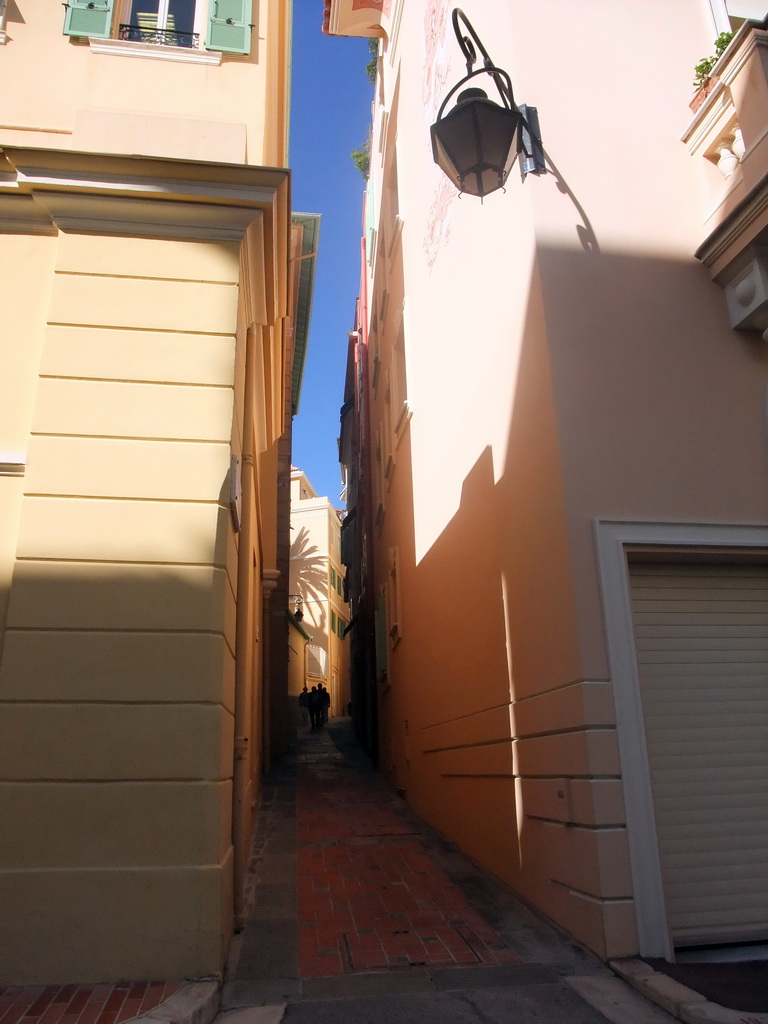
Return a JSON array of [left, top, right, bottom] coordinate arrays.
[[218, 719, 677, 1024]]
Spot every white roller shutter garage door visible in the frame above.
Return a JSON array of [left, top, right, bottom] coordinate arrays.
[[629, 561, 768, 948]]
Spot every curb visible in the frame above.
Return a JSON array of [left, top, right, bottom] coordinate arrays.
[[134, 982, 221, 1024], [217, 1008, 286, 1024], [610, 958, 768, 1024]]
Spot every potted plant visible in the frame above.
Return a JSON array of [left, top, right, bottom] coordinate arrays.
[[690, 31, 733, 111]]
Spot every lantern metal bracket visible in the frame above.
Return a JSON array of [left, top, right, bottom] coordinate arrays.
[[450, 8, 516, 110]]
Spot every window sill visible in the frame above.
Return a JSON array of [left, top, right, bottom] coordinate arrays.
[[89, 37, 222, 64]]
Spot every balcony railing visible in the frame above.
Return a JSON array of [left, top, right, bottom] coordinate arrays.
[[118, 23, 199, 48], [683, 21, 768, 239]]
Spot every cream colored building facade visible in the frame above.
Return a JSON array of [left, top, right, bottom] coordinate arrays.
[[0, 0, 308, 985], [332, 0, 768, 963], [289, 468, 350, 715]]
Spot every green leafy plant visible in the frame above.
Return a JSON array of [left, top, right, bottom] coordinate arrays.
[[366, 38, 378, 84], [352, 135, 371, 180], [693, 31, 733, 90], [352, 42, 378, 179]]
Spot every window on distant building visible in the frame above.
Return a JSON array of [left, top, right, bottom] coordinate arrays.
[[375, 589, 388, 682], [390, 319, 410, 443], [63, 0, 252, 54], [388, 547, 402, 646], [331, 610, 337, 634], [331, 567, 337, 589], [374, 428, 386, 529]]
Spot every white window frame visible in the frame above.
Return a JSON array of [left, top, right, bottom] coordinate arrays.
[[706, 0, 767, 33], [90, 0, 222, 63], [122, 0, 204, 39], [594, 518, 768, 959]]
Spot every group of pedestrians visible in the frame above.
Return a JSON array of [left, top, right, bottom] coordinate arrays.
[[298, 684, 330, 730]]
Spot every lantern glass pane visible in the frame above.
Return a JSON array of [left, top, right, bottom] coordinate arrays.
[[434, 106, 480, 172], [431, 96, 521, 197], [473, 103, 520, 169]]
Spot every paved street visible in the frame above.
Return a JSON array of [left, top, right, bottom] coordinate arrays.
[[220, 719, 678, 1024]]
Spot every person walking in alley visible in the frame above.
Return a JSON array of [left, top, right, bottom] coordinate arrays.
[[298, 685, 309, 727], [308, 685, 321, 730], [318, 683, 330, 725]]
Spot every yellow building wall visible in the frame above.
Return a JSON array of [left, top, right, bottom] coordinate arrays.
[[0, 233, 57, 661], [0, 228, 243, 983], [0, 0, 290, 167], [288, 619, 309, 722], [289, 485, 350, 715], [0, 0, 293, 984]]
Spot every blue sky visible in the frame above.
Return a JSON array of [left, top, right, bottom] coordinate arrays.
[[289, 5, 372, 505]]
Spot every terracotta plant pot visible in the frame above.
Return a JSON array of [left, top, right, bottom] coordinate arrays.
[[690, 75, 719, 113]]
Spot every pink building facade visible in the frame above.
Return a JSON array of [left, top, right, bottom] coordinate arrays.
[[333, 0, 768, 962]]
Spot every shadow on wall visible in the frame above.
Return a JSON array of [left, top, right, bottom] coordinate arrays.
[[290, 526, 330, 630], [0, 562, 238, 983], [393, 244, 768, 943]]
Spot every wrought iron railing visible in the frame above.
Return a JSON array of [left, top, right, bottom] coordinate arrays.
[[118, 23, 199, 48]]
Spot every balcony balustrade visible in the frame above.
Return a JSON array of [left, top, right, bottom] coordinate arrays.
[[118, 23, 199, 48], [683, 19, 768, 336]]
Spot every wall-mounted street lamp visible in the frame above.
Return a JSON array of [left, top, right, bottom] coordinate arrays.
[[430, 8, 546, 198]]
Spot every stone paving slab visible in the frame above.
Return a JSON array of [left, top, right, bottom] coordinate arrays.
[[279, 983, 617, 1024]]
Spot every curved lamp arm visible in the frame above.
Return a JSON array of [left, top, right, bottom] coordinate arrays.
[[452, 8, 516, 110]]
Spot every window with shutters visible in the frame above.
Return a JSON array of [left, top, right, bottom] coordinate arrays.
[[374, 589, 388, 682], [374, 428, 386, 530], [388, 547, 402, 646], [389, 320, 410, 445], [120, 0, 202, 48], [63, 0, 252, 55], [306, 644, 327, 680]]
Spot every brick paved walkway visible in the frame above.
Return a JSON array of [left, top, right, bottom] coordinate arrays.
[[0, 983, 182, 1024], [295, 725, 519, 978]]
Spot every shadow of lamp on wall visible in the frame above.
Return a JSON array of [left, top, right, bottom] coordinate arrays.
[[430, 8, 546, 199]]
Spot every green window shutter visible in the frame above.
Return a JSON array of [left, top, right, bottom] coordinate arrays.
[[63, 0, 113, 38], [331, 611, 337, 633], [206, 0, 251, 54], [331, 568, 336, 588]]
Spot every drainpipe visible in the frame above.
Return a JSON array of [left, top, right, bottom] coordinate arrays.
[[232, 326, 258, 930]]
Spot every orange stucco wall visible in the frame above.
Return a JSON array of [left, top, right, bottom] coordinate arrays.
[[359, 0, 768, 959]]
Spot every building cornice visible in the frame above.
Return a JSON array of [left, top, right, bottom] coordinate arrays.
[[695, 174, 768, 277], [0, 146, 290, 242]]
